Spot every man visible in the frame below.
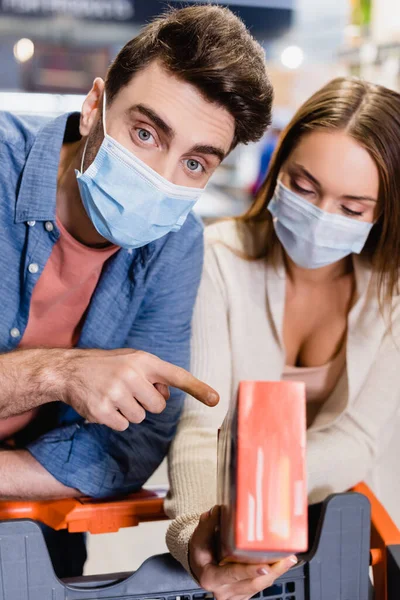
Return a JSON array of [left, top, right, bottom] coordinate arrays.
[[0, 4, 273, 575]]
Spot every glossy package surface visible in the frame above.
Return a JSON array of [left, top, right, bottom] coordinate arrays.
[[218, 380, 308, 562]]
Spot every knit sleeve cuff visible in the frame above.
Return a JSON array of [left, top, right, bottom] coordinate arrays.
[[166, 513, 201, 575]]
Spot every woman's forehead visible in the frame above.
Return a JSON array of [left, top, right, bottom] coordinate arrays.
[[287, 130, 379, 199]]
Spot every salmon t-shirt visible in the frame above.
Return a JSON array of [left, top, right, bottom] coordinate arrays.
[[0, 218, 119, 440]]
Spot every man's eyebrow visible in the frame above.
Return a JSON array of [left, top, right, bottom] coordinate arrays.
[[127, 104, 175, 139], [126, 108, 226, 161], [189, 144, 226, 163]]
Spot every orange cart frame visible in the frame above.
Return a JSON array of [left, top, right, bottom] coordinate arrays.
[[0, 484, 398, 599]]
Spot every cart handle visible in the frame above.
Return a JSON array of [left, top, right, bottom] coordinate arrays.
[[0, 481, 399, 600], [0, 487, 168, 534], [353, 482, 400, 600], [0, 483, 397, 539]]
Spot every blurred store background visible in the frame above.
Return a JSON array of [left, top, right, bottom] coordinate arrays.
[[0, 0, 399, 575], [2, 0, 399, 223]]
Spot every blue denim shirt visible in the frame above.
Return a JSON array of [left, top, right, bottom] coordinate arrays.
[[0, 110, 204, 498]]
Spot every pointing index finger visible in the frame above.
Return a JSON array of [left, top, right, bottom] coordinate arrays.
[[157, 362, 219, 406]]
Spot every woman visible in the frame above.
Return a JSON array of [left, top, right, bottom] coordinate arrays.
[[164, 77, 400, 599]]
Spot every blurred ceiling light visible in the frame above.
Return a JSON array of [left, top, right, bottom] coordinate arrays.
[[13, 38, 35, 64], [281, 46, 304, 69]]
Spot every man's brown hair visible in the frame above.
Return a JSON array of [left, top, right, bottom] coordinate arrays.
[[105, 4, 273, 148]]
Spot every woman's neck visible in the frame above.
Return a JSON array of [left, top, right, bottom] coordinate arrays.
[[285, 253, 353, 285]]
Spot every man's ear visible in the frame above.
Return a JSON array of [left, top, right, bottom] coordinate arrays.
[[79, 77, 105, 137]]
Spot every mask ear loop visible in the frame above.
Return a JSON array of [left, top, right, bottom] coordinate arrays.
[[80, 89, 107, 174], [102, 89, 107, 137]]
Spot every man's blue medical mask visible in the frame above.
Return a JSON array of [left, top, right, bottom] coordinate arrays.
[[268, 181, 373, 269], [75, 93, 205, 249]]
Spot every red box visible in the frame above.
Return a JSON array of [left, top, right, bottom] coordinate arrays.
[[217, 381, 307, 563]]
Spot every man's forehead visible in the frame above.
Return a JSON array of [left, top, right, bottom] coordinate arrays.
[[114, 62, 236, 154]]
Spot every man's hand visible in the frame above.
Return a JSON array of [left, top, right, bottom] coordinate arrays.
[[0, 348, 219, 431], [59, 348, 219, 430], [189, 507, 297, 600]]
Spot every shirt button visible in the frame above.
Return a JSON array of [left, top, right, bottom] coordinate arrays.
[[28, 263, 39, 274], [27, 220, 36, 227], [10, 328, 20, 339], [45, 221, 54, 232]]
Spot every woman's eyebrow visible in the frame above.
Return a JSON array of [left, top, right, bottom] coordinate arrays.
[[342, 194, 378, 203], [291, 164, 377, 202], [290, 163, 321, 187]]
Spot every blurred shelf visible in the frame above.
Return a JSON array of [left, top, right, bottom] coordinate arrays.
[[339, 40, 400, 66], [0, 91, 85, 115], [193, 186, 250, 220]]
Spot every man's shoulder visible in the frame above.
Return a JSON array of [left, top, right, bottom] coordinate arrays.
[[179, 210, 204, 240], [0, 111, 50, 153], [134, 212, 204, 286], [153, 211, 204, 259], [131, 212, 204, 304]]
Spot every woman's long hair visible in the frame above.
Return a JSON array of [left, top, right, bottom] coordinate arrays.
[[236, 77, 400, 305]]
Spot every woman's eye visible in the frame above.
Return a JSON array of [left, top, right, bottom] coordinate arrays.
[[291, 181, 313, 195], [185, 159, 204, 173], [341, 205, 363, 217], [137, 128, 154, 143]]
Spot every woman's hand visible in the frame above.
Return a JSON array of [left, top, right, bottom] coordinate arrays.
[[189, 506, 298, 600]]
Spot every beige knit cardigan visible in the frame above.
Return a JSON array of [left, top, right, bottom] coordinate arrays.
[[164, 220, 400, 573]]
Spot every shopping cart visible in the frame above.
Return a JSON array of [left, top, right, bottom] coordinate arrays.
[[0, 484, 398, 600]]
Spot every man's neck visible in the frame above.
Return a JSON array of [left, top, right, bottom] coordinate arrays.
[[56, 140, 111, 248]]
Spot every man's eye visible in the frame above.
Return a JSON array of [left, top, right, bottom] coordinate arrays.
[[186, 159, 203, 173], [137, 128, 153, 143]]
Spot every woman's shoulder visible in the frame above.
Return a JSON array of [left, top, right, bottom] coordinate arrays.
[[204, 219, 247, 256], [203, 220, 270, 291]]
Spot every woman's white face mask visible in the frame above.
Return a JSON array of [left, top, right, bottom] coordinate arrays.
[[268, 181, 374, 270], [268, 130, 379, 269]]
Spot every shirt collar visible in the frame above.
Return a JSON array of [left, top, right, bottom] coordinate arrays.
[[15, 112, 80, 224]]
